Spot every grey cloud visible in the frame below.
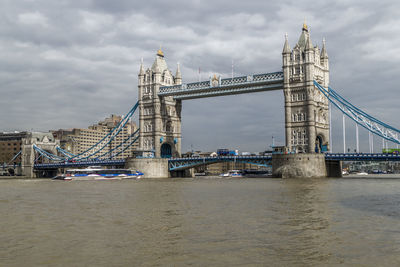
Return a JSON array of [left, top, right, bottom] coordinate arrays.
[[1, 0, 400, 153]]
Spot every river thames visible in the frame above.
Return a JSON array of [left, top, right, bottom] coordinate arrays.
[[1, 176, 400, 266]]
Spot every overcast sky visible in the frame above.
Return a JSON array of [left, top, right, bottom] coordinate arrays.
[[0, 0, 399, 153]]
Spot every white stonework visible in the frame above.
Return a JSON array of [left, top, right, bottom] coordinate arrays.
[[138, 49, 182, 158], [282, 24, 330, 153]]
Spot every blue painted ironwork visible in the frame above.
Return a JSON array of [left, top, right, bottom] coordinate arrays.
[[89, 129, 140, 160], [168, 155, 272, 171], [57, 147, 75, 158], [325, 153, 400, 161], [69, 101, 139, 160], [314, 81, 400, 144], [33, 145, 64, 161], [159, 72, 284, 100]]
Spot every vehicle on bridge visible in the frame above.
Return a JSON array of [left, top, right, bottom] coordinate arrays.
[[53, 166, 143, 180], [217, 149, 239, 156], [382, 148, 400, 154]]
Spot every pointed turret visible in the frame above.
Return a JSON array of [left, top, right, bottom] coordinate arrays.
[[321, 38, 328, 59], [152, 47, 168, 73], [139, 58, 145, 76], [305, 36, 313, 51], [283, 33, 291, 54], [297, 21, 310, 50], [175, 62, 182, 85], [176, 62, 181, 78]]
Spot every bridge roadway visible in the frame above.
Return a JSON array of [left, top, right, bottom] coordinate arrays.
[[158, 72, 284, 100], [33, 153, 400, 171]]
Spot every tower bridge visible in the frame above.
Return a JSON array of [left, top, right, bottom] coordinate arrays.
[[137, 22, 329, 161], [23, 23, 400, 178]]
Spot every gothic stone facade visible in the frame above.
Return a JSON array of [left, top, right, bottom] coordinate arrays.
[[282, 24, 330, 153], [138, 49, 182, 158]]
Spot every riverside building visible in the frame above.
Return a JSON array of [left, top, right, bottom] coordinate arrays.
[[0, 131, 26, 165]]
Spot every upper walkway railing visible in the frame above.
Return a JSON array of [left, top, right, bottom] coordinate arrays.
[[159, 72, 284, 100]]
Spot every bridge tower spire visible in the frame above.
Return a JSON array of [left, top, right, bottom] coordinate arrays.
[[282, 24, 330, 153], [138, 49, 182, 158]]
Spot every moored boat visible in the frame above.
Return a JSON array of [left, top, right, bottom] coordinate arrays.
[[219, 170, 244, 177]]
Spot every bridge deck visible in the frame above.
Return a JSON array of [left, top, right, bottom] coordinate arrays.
[[159, 72, 284, 100], [32, 153, 400, 171], [169, 155, 272, 171]]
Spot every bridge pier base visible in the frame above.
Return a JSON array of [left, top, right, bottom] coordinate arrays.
[[272, 153, 341, 178], [170, 169, 195, 178], [125, 158, 170, 178], [325, 160, 342, 178]]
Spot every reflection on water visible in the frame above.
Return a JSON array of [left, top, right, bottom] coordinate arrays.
[[0, 177, 400, 266]]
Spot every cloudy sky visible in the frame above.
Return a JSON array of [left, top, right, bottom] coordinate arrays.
[[0, 0, 399, 153]]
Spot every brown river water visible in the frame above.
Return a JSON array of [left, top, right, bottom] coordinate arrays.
[[1, 176, 400, 266]]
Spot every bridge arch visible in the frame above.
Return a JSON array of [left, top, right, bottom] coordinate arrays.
[[161, 143, 172, 158], [315, 135, 324, 153]]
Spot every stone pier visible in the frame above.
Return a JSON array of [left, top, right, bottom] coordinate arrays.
[[125, 158, 195, 178], [272, 153, 341, 178], [125, 158, 170, 178]]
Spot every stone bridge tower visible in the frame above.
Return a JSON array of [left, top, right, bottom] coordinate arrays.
[[138, 48, 182, 158], [21, 132, 59, 177], [282, 23, 330, 153]]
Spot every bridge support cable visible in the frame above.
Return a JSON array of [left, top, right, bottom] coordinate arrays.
[[56, 147, 75, 159], [314, 81, 400, 145], [343, 114, 346, 153], [329, 100, 332, 153], [34, 101, 140, 162], [356, 123, 359, 153], [7, 150, 22, 164], [69, 101, 139, 160], [33, 145, 65, 162], [92, 129, 140, 160], [112, 135, 140, 159], [35, 153, 44, 164]]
